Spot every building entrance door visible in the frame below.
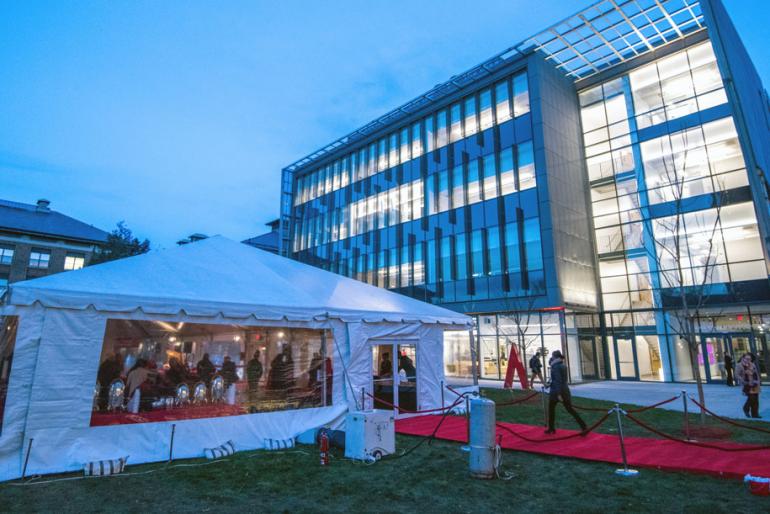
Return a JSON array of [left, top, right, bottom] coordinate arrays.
[[371, 342, 418, 414], [613, 336, 638, 380], [755, 334, 770, 383], [698, 335, 729, 383]]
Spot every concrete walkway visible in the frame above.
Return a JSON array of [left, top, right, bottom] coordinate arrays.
[[446, 377, 770, 420]]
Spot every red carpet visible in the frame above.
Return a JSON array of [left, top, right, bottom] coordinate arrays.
[[395, 415, 770, 480]]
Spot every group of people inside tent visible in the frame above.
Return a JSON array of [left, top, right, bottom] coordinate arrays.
[[91, 321, 333, 425]]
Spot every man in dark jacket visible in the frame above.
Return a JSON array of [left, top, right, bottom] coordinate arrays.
[[546, 350, 587, 435], [529, 351, 543, 389], [197, 353, 216, 386]]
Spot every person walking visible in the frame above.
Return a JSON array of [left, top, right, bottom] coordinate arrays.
[[724, 353, 734, 386], [738, 353, 761, 418], [545, 350, 587, 434], [529, 351, 544, 390]]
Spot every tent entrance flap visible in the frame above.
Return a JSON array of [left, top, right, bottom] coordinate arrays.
[[371, 342, 417, 414]]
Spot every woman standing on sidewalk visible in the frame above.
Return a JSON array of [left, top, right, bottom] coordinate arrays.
[[738, 353, 761, 418]]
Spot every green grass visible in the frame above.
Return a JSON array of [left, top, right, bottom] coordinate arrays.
[[1, 389, 768, 513]]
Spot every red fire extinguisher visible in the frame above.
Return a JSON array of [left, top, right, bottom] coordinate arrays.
[[320, 431, 329, 466]]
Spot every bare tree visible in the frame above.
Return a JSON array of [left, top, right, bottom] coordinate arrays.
[[497, 294, 542, 389], [645, 127, 727, 422]]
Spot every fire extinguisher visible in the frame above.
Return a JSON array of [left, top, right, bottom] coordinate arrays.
[[320, 431, 329, 466]]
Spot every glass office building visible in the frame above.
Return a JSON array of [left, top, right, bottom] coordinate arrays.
[[280, 0, 770, 385]]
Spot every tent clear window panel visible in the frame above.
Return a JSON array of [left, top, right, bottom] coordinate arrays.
[[90, 320, 332, 426], [0, 316, 18, 435]]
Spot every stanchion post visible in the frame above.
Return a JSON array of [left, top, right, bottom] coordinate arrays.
[[681, 391, 690, 441], [613, 404, 639, 477], [541, 386, 547, 427], [441, 380, 445, 410], [361, 387, 365, 411]]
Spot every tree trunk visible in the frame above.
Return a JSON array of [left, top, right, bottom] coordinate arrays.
[[687, 341, 707, 424]]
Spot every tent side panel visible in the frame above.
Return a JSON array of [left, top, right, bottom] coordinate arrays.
[[0, 305, 45, 482], [23, 405, 346, 476], [24, 308, 105, 433]]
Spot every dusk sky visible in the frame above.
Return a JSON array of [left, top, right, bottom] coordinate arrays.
[[2, 0, 768, 248]]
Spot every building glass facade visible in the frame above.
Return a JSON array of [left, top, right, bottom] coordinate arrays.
[[281, 0, 770, 386]]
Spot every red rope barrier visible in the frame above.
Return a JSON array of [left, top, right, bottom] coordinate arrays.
[[365, 392, 464, 415], [495, 411, 611, 443], [687, 396, 770, 435], [573, 395, 680, 413], [624, 412, 770, 452], [495, 391, 540, 406]]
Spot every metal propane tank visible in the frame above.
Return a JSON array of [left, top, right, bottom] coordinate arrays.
[[469, 397, 496, 479]]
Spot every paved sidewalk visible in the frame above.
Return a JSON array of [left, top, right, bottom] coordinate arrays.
[[447, 377, 770, 420]]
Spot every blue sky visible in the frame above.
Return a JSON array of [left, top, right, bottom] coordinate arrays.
[[1, 0, 768, 247]]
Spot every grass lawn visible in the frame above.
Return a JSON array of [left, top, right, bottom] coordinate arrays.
[[1, 389, 768, 513]]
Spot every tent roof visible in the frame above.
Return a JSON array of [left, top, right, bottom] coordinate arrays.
[[4, 236, 470, 326]]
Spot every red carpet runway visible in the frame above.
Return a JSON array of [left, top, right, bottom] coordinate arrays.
[[395, 415, 770, 479]]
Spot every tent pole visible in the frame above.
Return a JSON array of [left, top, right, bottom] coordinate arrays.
[[21, 437, 33, 480], [320, 330, 327, 407], [168, 423, 176, 462], [468, 327, 479, 387]]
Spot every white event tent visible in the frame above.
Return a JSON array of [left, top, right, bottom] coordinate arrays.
[[0, 236, 471, 480]]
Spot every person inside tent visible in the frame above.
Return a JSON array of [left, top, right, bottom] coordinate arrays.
[[197, 353, 215, 386], [247, 350, 263, 402], [399, 354, 416, 382], [379, 352, 392, 377], [96, 353, 123, 411], [125, 358, 154, 412], [221, 356, 239, 387]]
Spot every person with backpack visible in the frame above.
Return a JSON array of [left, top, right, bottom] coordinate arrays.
[[545, 350, 587, 435], [529, 351, 544, 389]]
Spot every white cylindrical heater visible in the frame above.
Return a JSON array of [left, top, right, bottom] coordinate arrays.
[[469, 397, 496, 479]]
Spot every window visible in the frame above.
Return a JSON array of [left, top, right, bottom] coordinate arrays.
[[29, 250, 50, 269], [630, 41, 726, 129], [0, 316, 19, 435], [467, 159, 482, 204], [479, 88, 493, 130], [64, 253, 85, 271], [90, 320, 333, 426], [513, 73, 530, 117], [499, 147, 515, 195], [452, 164, 465, 209], [464, 95, 478, 137], [436, 109, 448, 148], [641, 117, 748, 204], [517, 141, 536, 190], [0, 246, 13, 265], [482, 153, 498, 200], [450, 102, 463, 143], [495, 79, 511, 123]]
